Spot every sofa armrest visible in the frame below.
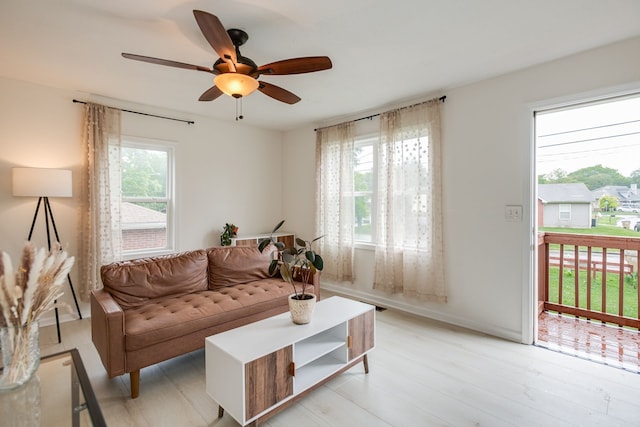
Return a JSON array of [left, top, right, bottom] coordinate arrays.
[[91, 288, 126, 377]]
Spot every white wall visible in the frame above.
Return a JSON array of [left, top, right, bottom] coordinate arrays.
[[0, 77, 284, 324], [280, 127, 317, 238], [284, 36, 640, 343]]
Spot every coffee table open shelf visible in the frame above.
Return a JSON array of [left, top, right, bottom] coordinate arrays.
[[205, 296, 375, 426]]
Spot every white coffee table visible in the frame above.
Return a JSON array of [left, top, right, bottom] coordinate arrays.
[[205, 296, 375, 426]]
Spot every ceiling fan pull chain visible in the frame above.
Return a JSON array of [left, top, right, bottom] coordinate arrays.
[[236, 97, 245, 120]]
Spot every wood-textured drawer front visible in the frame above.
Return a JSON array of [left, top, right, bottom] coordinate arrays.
[[234, 238, 257, 247], [245, 346, 293, 420], [348, 310, 375, 360], [276, 234, 294, 249]]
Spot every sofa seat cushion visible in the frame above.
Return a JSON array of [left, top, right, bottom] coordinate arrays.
[[123, 278, 302, 351], [101, 249, 209, 309]]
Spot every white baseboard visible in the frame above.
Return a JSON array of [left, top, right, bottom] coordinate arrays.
[[38, 309, 88, 328], [321, 282, 523, 343]]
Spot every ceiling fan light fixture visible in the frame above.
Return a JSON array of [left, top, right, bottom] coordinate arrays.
[[123, 11, 332, 106], [214, 73, 259, 98]]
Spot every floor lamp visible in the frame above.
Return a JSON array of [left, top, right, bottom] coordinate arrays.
[[12, 167, 83, 343]]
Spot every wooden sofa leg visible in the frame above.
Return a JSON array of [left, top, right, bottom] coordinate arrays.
[[130, 370, 140, 399]]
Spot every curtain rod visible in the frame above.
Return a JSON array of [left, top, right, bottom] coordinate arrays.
[[72, 99, 194, 125], [314, 95, 446, 132]]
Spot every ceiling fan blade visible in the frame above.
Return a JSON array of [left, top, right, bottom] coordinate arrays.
[[193, 10, 237, 71], [257, 56, 332, 75], [122, 53, 215, 74], [258, 81, 301, 104], [199, 86, 223, 101]]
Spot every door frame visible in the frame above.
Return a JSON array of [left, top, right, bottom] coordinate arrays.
[[524, 84, 640, 345]]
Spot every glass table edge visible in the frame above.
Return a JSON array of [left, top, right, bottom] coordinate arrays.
[[42, 348, 107, 427]]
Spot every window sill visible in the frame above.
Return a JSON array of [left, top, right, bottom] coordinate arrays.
[[354, 242, 375, 251], [122, 248, 175, 260]]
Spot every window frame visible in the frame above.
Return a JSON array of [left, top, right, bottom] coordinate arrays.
[[119, 136, 176, 259], [354, 135, 378, 246], [558, 203, 571, 221]]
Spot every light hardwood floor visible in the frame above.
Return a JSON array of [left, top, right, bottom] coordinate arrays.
[[39, 303, 640, 427]]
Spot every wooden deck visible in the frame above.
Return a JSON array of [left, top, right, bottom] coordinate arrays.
[[537, 311, 640, 373], [537, 231, 640, 370]]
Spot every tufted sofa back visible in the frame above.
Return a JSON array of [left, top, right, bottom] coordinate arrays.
[[100, 245, 281, 309]]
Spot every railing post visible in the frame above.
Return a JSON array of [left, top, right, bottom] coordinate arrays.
[[559, 244, 564, 305], [602, 247, 607, 316], [637, 250, 640, 324], [587, 247, 592, 312], [619, 250, 625, 317], [574, 245, 580, 310], [537, 233, 548, 315]]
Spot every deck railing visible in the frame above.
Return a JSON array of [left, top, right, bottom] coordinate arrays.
[[538, 232, 640, 329]]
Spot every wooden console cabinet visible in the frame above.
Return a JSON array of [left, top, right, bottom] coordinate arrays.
[[205, 297, 375, 426]]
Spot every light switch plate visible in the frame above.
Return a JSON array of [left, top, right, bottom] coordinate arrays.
[[505, 205, 522, 221]]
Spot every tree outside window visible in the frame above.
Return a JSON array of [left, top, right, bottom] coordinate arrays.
[[119, 140, 174, 255], [354, 141, 374, 242]]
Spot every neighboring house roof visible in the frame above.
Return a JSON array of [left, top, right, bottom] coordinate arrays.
[[538, 183, 593, 204], [121, 202, 166, 230], [592, 185, 640, 203]]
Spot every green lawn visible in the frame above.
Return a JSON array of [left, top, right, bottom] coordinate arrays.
[[548, 267, 639, 318], [541, 221, 640, 256], [541, 223, 640, 237]]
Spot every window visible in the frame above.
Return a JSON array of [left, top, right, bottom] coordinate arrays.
[[354, 138, 376, 242], [559, 203, 571, 221], [353, 135, 431, 244], [317, 99, 444, 300], [119, 138, 175, 256]]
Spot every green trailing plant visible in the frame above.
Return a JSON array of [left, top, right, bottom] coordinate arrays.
[[258, 220, 324, 300], [220, 223, 238, 246]]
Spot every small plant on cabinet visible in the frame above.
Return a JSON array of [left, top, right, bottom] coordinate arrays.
[[220, 223, 238, 246]]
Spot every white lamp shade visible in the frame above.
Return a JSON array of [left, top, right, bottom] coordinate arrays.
[[12, 168, 72, 197]]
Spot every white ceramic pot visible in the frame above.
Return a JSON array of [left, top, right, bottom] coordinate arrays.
[[288, 293, 316, 324]]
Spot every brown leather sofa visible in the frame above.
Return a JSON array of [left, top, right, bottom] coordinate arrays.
[[90, 245, 319, 398]]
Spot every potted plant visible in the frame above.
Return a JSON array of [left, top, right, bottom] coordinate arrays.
[[258, 220, 323, 324], [220, 223, 239, 246]]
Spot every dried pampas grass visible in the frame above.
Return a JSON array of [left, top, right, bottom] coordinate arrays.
[[0, 241, 75, 328]]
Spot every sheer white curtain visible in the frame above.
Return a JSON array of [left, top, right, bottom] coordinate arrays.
[[373, 100, 446, 302], [78, 103, 122, 299], [315, 122, 355, 282]]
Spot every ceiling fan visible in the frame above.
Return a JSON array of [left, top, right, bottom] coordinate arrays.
[[122, 9, 332, 111]]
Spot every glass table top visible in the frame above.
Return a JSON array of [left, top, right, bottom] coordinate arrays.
[[0, 349, 105, 427]]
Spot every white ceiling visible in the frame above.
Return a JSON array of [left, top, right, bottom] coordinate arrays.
[[2, 0, 640, 131]]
